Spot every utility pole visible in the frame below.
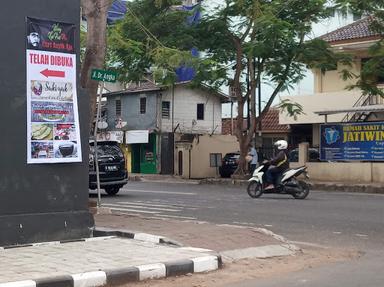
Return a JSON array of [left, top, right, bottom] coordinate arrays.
[[257, 59, 262, 137], [247, 64, 250, 130]]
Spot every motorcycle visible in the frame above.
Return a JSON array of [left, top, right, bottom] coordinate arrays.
[[247, 162, 310, 199]]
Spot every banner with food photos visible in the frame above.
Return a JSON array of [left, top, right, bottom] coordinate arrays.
[[26, 17, 82, 163]]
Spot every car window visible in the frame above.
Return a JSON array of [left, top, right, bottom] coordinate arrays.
[[90, 143, 124, 158], [225, 153, 240, 160]]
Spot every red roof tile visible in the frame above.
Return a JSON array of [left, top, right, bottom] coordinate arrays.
[[222, 108, 290, 135], [320, 17, 381, 44]]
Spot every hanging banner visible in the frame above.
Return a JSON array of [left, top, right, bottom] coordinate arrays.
[[26, 17, 82, 163], [320, 122, 384, 161], [126, 130, 149, 144]]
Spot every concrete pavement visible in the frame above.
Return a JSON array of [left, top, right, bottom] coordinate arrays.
[[0, 212, 298, 287]]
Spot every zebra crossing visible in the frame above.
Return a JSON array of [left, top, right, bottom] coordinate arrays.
[[101, 200, 198, 220]]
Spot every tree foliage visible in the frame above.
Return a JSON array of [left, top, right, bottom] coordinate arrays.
[[190, 0, 340, 174], [108, 0, 197, 84], [107, 0, 349, 175], [334, 0, 384, 97]]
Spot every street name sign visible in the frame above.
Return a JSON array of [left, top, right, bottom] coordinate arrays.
[[91, 69, 117, 83]]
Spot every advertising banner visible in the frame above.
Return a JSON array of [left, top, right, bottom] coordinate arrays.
[[26, 17, 82, 163], [320, 122, 384, 161], [126, 130, 149, 144]]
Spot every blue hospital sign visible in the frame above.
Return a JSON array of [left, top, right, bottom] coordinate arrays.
[[320, 122, 384, 161]]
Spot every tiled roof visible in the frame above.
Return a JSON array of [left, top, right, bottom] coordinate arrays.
[[320, 16, 381, 44], [222, 108, 290, 135], [260, 109, 290, 132], [124, 81, 161, 93]]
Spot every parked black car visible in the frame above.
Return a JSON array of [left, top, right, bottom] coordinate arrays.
[[89, 141, 128, 195], [219, 152, 240, 178]]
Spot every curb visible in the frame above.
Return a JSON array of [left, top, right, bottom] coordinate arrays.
[[0, 230, 222, 287], [0, 256, 221, 287], [93, 227, 183, 246], [128, 175, 201, 185]]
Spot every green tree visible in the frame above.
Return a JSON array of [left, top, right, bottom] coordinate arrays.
[[108, 0, 197, 84], [108, 0, 344, 175], [335, 0, 384, 97], [191, 0, 342, 174]]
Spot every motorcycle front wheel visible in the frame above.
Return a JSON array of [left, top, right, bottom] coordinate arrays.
[[247, 181, 263, 198], [292, 180, 310, 199]]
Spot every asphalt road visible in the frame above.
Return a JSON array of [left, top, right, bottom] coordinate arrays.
[[90, 181, 384, 286]]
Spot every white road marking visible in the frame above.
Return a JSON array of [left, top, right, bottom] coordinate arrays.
[[108, 207, 159, 214], [152, 214, 197, 220], [290, 241, 330, 249], [232, 221, 255, 226], [106, 203, 180, 212], [122, 189, 196, 195], [117, 201, 180, 207], [355, 233, 369, 237], [117, 201, 196, 209]]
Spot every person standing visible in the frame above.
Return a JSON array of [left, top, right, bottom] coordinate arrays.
[[248, 145, 258, 175]]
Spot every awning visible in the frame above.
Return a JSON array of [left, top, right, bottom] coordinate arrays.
[[314, 105, 384, 115]]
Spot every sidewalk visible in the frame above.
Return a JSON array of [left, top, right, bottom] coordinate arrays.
[[129, 173, 383, 194], [0, 213, 297, 287]]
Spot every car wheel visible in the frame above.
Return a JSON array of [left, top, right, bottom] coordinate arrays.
[[104, 187, 120, 196]]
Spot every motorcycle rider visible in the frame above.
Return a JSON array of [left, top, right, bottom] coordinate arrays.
[[265, 140, 289, 189]]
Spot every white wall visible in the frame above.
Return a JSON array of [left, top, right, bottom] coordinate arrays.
[[161, 85, 223, 134], [279, 91, 361, 124]]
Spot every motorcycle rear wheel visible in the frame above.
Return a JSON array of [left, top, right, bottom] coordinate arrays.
[[292, 180, 309, 199], [247, 181, 263, 198]]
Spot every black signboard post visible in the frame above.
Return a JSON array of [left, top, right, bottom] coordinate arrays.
[[0, 0, 93, 246]]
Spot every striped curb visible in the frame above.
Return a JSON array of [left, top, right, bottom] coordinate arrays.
[[93, 227, 182, 246], [0, 229, 221, 287], [0, 256, 222, 287]]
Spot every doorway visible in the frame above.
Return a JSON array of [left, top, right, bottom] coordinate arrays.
[[178, 150, 183, 176]]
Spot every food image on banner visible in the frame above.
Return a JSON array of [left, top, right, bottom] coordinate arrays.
[[26, 17, 82, 164], [31, 142, 54, 159], [54, 124, 77, 141], [31, 80, 73, 101], [31, 102, 74, 123], [53, 141, 78, 158], [31, 123, 53, 140]]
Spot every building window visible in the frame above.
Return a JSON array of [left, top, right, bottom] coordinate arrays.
[[197, 103, 204, 120], [210, 153, 222, 167], [140, 97, 146, 114], [162, 101, 170, 119], [115, 99, 121, 117]]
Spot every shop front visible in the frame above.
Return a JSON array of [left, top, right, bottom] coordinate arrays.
[[127, 131, 158, 174]]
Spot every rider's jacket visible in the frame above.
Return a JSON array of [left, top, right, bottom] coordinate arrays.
[[269, 150, 289, 171]]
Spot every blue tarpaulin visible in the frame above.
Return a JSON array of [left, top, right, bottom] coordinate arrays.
[[175, 3, 201, 82], [107, 0, 128, 24]]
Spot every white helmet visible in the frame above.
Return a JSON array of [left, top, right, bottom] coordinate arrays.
[[274, 140, 288, 150]]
